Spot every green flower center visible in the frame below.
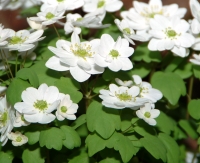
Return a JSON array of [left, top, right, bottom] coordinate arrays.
[[61, 106, 67, 113], [97, 0, 105, 8], [0, 111, 8, 127], [71, 43, 93, 59], [76, 18, 83, 22], [57, 0, 64, 2], [34, 100, 48, 111], [46, 12, 55, 20], [123, 28, 131, 35], [21, 115, 25, 122], [116, 91, 132, 101], [144, 112, 151, 118], [16, 136, 22, 142], [9, 36, 25, 45], [167, 29, 177, 38], [109, 50, 119, 58]]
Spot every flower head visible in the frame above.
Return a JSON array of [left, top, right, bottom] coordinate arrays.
[[7, 131, 28, 146]]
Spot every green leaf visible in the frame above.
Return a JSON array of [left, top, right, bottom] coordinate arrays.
[[22, 148, 44, 163], [76, 123, 89, 137], [132, 43, 162, 63], [6, 78, 31, 105], [140, 134, 167, 162], [71, 114, 86, 129], [54, 77, 82, 103], [86, 101, 120, 139], [120, 109, 133, 132], [89, 77, 110, 94], [31, 60, 62, 85], [158, 133, 180, 163], [99, 158, 121, 163], [174, 62, 192, 79], [164, 57, 184, 72], [127, 63, 151, 78], [0, 152, 13, 163], [16, 68, 39, 87], [60, 126, 81, 149], [151, 71, 186, 105], [178, 120, 198, 139], [156, 111, 175, 134], [133, 120, 154, 136], [188, 99, 200, 120], [68, 153, 90, 163], [20, 6, 40, 17], [193, 65, 200, 79], [39, 127, 65, 150], [102, 69, 131, 81]]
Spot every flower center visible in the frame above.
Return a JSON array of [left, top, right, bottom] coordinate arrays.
[[61, 106, 67, 113], [123, 28, 131, 35], [109, 50, 119, 58], [165, 28, 180, 39], [70, 43, 94, 59], [0, 111, 8, 127], [34, 100, 48, 111], [144, 112, 151, 118], [57, 0, 64, 2], [9, 36, 25, 45], [97, 0, 105, 8], [21, 115, 25, 121], [116, 91, 132, 101], [76, 18, 83, 22], [16, 136, 22, 142], [46, 12, 55, 20]]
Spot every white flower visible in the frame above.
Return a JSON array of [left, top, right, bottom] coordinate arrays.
[[0, 96, 15, 146], [132, 75, 163, 103], [114, 19, 147, 45], [6, 29, 44, 52], [115, 78, 133, 87], [83, 0, 123, 13], [56, 94, 78, 121], [13, 111, 30, 127], [99, 84, 147, 109], [190, 54, 200, 65], [46, 33, 104, 82], [148, 15, 195, 57], [185, 151, 198, 163], [189, 0, 200, 34], [19, 42, 38, 61], [136, 103, 160, 126], [14, 83, 60, 124], [7, 131, 28, 146], [0, 24, 12, 46], [30, 6, 65, 26], [121, 0, 186, 31], [27, 18, 46, 30], [41, 0, 84, 11], [94, 34, 134, 72]]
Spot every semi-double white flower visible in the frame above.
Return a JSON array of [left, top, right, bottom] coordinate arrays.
[[14, 83, 60, 124], [94, 34, 134, 72], [0, 24, 12, 47], [190, 54, 200, 65], [132, 75, 163, 103], [148, 15, 195, 57], [136, 103, 160, 126], [0, 96, 15, 146], [7, 131, 28, 146], [46, 33, 104, 82], [30, 6, 65, 26], [99, 84, 147, 109], [56, 94, 78, 121], [6, 29, 44, 52], [83, 0, 123, 13]]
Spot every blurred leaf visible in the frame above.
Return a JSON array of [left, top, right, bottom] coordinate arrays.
[[192, 65, 200, 79], [22, 148, 44, 163], [188, 99, 200, 120], [0, 152, 13, 163]]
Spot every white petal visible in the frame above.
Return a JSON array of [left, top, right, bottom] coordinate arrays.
[[132, 75, 142, 85], [70, 66, 90, 82], [39, 113, 55, 124]]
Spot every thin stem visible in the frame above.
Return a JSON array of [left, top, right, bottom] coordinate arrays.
[[186, 76, 194, 119], [21, 51, 28, 68], [53, 24, 61, 39], [2, 50, 13, 79], [122, 125, 133, 134], [15, 54, 19, 75]]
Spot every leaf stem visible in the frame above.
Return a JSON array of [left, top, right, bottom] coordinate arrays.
[[186, 76, 194, 119], [53, 24, 61, 39]]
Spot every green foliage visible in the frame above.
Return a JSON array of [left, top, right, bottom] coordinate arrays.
[[188, 99, 200, 120], [71, 114, 86, 129], [0, 152, 13, 163], [6, 78, 31, 105], [86, 101, 120, 139], [39, 127, 65, 150], [22, 147, 45, 163], [99, 158, 121, 163], [151, 71, 186, 105]]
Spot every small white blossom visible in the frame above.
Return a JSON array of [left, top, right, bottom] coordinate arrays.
[[136, 103, 160, 126], [6, 29, 44, 52], [46, 32, 104, 82], [0, 24, 12, 47], [56, 94, 78, 121], [190, 54, 200, 65], [7, 131, 28, 146], [99, 84, 147, 109], [94, 34, 134, 72], [115, 78, 133, 87], [0, 96, 15, 146], [13, 111, 30, 127], [14, 83, 60, 124], [132, 75, 163, 103], [27, 18, 46, 30], [148, 15, 195, 57], [30, 6, 65, 26]]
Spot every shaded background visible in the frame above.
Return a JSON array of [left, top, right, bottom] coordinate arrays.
[[0, 0, 192, 30]]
